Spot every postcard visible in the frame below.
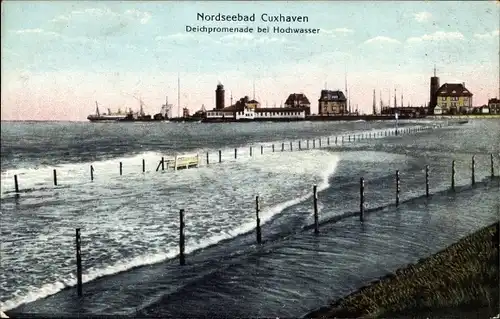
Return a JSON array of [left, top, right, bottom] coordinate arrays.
[[1, 1, 499, 318]]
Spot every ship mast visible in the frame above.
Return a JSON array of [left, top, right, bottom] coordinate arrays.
[[95, 101, 100, 116], [394, 88, 397, 108], [401, 89, 403, 109], [345, 65, 348, 114], [372, 89, 376, 115], [177, 73, 181, 118]]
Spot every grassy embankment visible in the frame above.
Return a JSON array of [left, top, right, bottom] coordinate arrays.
[[307, 222, 499, 318]]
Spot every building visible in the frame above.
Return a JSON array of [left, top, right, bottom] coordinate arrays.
[[472, 105, 490, 114], [215, 83, 225, 110], [205, 94, 307, 121], [318, 90, 347, 115], [429, 67, 440, 113], [284, 93, 311, 115], [435, 83, 473, 115], [488, 98, 500, 114], [381, 106, 428, 117]]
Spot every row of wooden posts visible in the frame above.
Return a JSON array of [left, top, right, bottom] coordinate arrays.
[[12, 126, 430, 193], [71, 153, 495, 297]]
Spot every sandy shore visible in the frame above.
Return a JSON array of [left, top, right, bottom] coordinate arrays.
[[306, 222, 499, 318]]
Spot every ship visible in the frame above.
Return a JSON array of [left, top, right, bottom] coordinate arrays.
[[118, 96, 172, 122], [87, 97, 173, 122], [87, 101, 127, 122]]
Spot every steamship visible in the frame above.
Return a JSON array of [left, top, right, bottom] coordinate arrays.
[[87, 102, 127, 122], [87, 98, 173, 122]]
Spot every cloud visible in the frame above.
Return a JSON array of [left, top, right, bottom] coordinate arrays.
[[218, 33, 287, 46], [364, 36, 400, 44], [321, 28, 354, 36], [407, 31, 465, 43], [50, 8, 151, 24], [12, 28, 60, 37], [124, 9, 152, 24], [413, 11, 432, 23], [474, 29, 500, 39], [44, 7, 154, 40], [156, 33, 213, 44]]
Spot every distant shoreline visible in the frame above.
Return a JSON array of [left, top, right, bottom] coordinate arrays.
[[2, 114, 499, 123]]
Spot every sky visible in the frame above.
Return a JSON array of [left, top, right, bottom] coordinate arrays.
[[1, 1, 499, 121]]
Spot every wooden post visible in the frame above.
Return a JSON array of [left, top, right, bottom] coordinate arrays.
[[119, 162, 123, 176], [261, 145, 263, 155], [14, 175, 19, 193], [491, 154, 495, 178], [299, 141, 301, 150], [206, 152, 209, 165], [327, 137, 330, 145], [313, 139, 315, 148], [75, 228, 83, 297], [255, 196, 262, 244], [342, 136, 344, 144], [250, 146, 252, 157], [471, 155, 475, 186], [90, 165, 94, 181], [281, 142, 284, 152], [335, 136, 338, 145], [290, 141, 292, 151], [360, 177, 365, 222], [161, 157, 165, 171], [234, 148, 237, 159], [307, 140, 309, 149], [272, 144, 275, 152], [142, 159, 145, 173], [53, 169, 58, 186], [313, 185, 319, 234], [348, 135, 351, 142], [396, 170, 400, 207], [219, 150, 222, 163], [319, 139, 322, 148], [451, 160, 456, 191], [179, 209, 185, 266], [425, 165, 429, 198]]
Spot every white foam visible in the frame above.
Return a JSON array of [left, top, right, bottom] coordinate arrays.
[[0, 123, 439, 312], [0, 149, 338, 313]]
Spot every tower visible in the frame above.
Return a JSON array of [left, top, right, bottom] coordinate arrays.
[[215, 82, 225, 110], [429, 65, 440, 112]]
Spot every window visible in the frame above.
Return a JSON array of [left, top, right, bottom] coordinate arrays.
[[442, 103, 447, 108], [441, 97, 447, 101]]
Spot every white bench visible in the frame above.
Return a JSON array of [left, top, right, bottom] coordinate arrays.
[[165, 154, 200, 170]]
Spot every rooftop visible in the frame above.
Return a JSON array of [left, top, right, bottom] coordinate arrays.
[[319, 90, 347, 102], [435, 83, 473, 97], [285, 93, 311, 106]]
